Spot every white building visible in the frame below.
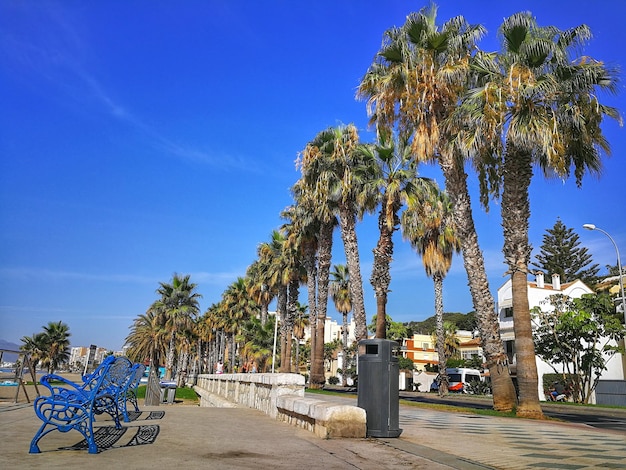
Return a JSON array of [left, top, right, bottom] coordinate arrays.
[[303, 316, 356, 345], [497, 272, 625, 402]]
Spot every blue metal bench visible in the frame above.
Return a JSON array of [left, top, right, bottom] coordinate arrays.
[[29, 356, 139, 454]]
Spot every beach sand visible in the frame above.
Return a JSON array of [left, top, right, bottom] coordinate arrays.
[[0, 372, 83, 404]]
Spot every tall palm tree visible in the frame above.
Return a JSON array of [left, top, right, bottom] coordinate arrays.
[[358, 4, 517, 411], [258, 230, 292, 372], [463, 12, 620, 417], [296, 132, 341, 388], [289, 180, 324, 383], [330, 263, 352, 386], [299, 124, 370, 343], [281, 202, 316, 374], [402, 186, 460, 396], [361, 131, 436, 338], [152, 274, 202, 380]]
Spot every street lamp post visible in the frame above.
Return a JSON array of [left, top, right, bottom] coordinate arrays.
[[583, 224, 626, 324]]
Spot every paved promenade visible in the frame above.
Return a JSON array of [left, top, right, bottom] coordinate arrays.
[[1, 393, 625, 469]]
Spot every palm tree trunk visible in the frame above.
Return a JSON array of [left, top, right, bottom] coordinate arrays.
[[371, 200, 396, 339], [339, 204, 367, 341], [439, 149, 517, 411], [341, 312, 349, 387], [277, 286, 289, 372], [502, 148, 542, 417], [434, 274, 449, 396], [311, 221, 333, 388], [283, 280, 299, 372], [164, 331, 176, 380], [303, 242, 318, 380]]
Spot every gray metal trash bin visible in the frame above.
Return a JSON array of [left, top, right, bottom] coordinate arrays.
[[159, 381, 177, 404], [357, 339, 402, 437]]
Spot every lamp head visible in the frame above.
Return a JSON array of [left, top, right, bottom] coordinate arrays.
[[583, 224, 596, 231]]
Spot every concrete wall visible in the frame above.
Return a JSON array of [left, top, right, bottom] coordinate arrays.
[[195, 373, 304, 418], [194, 373, 366, 438]]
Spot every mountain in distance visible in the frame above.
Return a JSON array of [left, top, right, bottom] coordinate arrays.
[[404, 311, 477, 336]]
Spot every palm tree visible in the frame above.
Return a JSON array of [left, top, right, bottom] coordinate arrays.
[[299, 124, 370, 343], [125, 308, 168, 370], [246, 260, 275, 327], [463, 12, 620, 417], [219, 277, 259, 371], [402, 185, 460, 396], [330, 264, 352, 386], [296, 133, 341, 388], [202, 303, 226, 373], [258, 230, 292, 372], [361, 131, 436, 338], [358, 3, 517, 411], [442, 321, 461, 360], [152, 274, 202, 380], [289, 180, 324, 383], [20, 332, 51, 371], [40, 321, 71, 373], [237, 316, 275, 372]]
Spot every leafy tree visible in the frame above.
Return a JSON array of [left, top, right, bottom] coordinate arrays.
[[531, 293, 625, 403], [397, 356, 415, 371], [532, 218, 600, 286]]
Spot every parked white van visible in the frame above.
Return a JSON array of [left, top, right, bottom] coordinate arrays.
[[431, 367, 483, 393]]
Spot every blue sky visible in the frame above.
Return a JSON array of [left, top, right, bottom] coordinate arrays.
[[1, 1, 624, 352]]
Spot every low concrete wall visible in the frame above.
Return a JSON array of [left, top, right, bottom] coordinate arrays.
[[195, 373, 304, 418], [276, 395, 366, 439], [194, 373, 366, 438]]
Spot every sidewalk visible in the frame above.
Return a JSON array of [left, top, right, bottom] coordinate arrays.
[[1, 394, 625, 469], [321, 392, 626, 469]]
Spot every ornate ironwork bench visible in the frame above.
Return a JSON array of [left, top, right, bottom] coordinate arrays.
[[29, 356, 143, 454]]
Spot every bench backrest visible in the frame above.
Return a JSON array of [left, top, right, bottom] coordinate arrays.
[[126, 363, 146, 393]]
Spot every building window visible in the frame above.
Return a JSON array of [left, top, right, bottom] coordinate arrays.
[[422, 342, 429, 351], [503, 307, 513, 318]]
